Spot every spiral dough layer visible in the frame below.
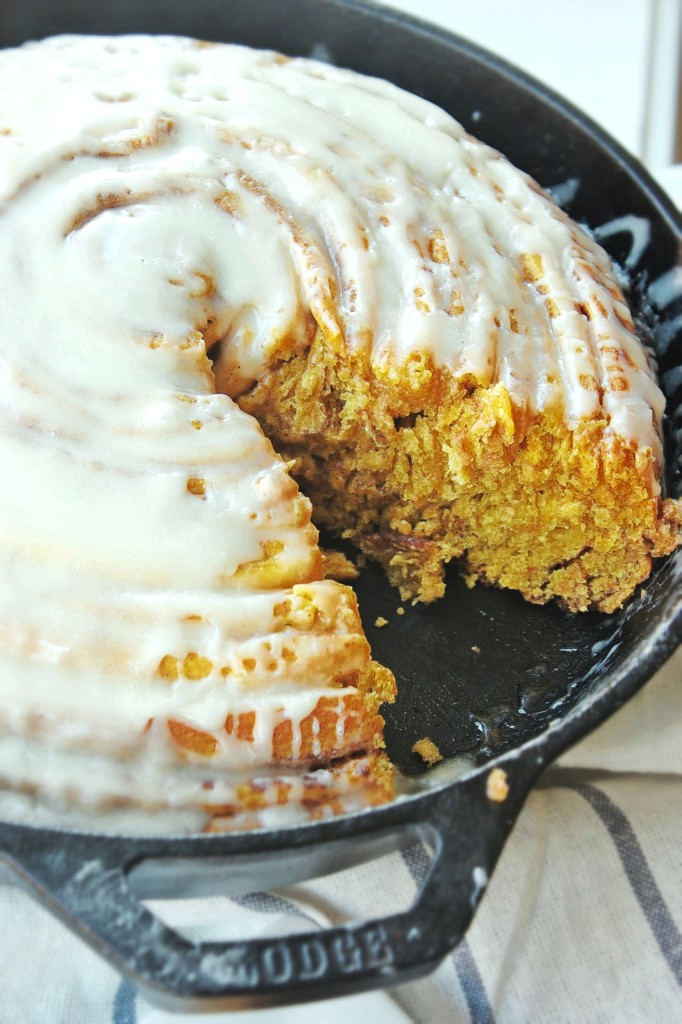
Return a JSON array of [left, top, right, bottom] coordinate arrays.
[[0, 34, 673, 828]]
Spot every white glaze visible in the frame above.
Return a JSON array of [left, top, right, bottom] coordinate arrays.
[[648, 266, 682, 310], [546, 176, 580, 208], [592, 214, 652, 270], [0, 36, 665, 447], [0, 35, 671, 825]]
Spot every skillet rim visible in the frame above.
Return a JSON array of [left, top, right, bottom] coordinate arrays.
[[0, 0, 679, 845], [0, 2, 680, 1006]]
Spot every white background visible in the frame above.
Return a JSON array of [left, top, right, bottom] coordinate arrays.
[[374, 0, 682, 206]]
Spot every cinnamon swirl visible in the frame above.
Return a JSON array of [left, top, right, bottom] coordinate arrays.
[[0, 34, 678, 828]]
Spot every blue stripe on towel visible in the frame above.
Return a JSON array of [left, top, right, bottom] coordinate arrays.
[[572, 783, 682, 987], [452, 942, 496, 1024], [401, 844, 497, 1024], [232, 890, 317, 922], [112, 978, 137, 1024]]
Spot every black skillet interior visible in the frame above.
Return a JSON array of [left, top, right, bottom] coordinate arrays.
[[0, 0, 681, 1010]]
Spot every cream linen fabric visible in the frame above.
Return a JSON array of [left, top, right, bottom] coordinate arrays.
[[0, 649, 679, 1024]]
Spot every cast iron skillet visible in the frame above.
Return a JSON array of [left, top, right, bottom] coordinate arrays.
[[0, 0, 681, 1011]]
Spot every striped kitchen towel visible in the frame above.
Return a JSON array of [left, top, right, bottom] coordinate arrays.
[[0, 648, 679, 1024]]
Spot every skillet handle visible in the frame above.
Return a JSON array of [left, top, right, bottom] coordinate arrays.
[[0, 757, 538, 1009]]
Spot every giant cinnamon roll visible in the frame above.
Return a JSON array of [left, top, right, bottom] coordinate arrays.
[[0, 35, 678, 828]]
